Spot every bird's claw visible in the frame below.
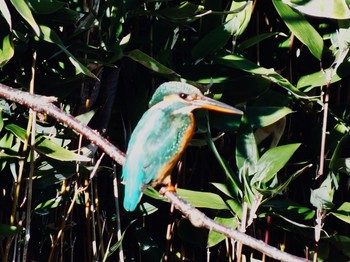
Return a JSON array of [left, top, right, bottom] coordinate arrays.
[[160, 183, 176, 195]]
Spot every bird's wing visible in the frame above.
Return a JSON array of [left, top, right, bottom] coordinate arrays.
[[122, 107, 192, 211]]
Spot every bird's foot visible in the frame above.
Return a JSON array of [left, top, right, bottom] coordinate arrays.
[[160, 183, 176, 195]]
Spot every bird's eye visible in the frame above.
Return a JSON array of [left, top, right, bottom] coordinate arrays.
[[179, 93, 188, 99]]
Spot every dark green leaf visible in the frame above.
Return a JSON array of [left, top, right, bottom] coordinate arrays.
[[237, 32, 281, 51], [0, 224, 22, 237], [264, 199, 315, 220], [27, 0, 65, 14], [126, 49, 180, 79], [215, 54, 308, 98], [192, 1, 253, 58], [40, 25, 97, 79]]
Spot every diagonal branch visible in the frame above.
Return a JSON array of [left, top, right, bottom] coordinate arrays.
[[0, 83, 309, 262], [0, 83, 126, 166]]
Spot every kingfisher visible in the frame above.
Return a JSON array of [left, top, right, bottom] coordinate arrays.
[[122, 81, 243, 211]]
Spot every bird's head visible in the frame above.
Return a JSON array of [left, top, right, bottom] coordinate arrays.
[[149, 81, 243, 115]]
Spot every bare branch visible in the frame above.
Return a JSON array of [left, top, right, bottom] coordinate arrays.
[[0, 83, 125, 166], [163, 190, 309, 262]]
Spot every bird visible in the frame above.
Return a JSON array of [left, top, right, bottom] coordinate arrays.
[[122, 81, 243, 211]]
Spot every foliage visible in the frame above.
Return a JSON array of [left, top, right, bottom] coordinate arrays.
[[1, 0, 350, 261]]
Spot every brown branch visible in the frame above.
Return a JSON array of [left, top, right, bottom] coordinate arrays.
[[163, 190, 309, 262], [0, 83, 126, 166], [0, 83, 309, 262]]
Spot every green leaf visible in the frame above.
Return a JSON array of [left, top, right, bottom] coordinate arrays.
[[192, 1, 253, 58], [35, 136, 91, 161], [237, 32, 282, 51], [10, 0, 40, 36], [331, 235, 350, 258], [5, 124, 91, 162], [176, 188, 229, 210], [260, 164, 311, 197], [252, 143, 301, 185], [35, 196, 63, 211], [245, 107, 293, 128], [297, 68, 341, 92], [0, 224, 22, 237], [310, 174, 335, 209], [282, 0, 350, 19], [126, 49, 180, 79], [156, 1, 204, 21], [207, 216, 237, 247], [0, 109, 3, 132], [264, 199, 315, 220], [236, 116, 258, 171], [40, 25, 97, 79], [211, 182, 234, 198], [0, 35, 14, 68], [273, 0, 323, 60], [331, 202, 350, 224], [75, 110, 96, 125], [0, 0, 12, 29], [215, 54, 308, 98], [33, 161, 87, 187], [27, 0, 65, 14]]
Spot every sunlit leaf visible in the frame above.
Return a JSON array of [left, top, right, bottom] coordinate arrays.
[[282, 0, 350, 19], [236, 116, 258, 171], [297, 68, 341, 92], [252, 143, 301, 185], [10, 0, 40, 36], [33, 161, 86, 187], [331, 202, 350, 224], [246, 107, 293, 129], [0, 0, 11, 29], [273, 0, 324, 60], [211, 182, 234, 198], [0, 35, 14, 68], [310, 174, 335, 210], [176, 188, 229, 210], [35, 196, 63, 211], [5, 124, 91, 162]]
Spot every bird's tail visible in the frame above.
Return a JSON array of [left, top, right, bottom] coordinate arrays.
[[123, 186, 142, 212]]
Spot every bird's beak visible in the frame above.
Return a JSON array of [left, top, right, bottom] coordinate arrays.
[[192, 96, 243, 115]]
